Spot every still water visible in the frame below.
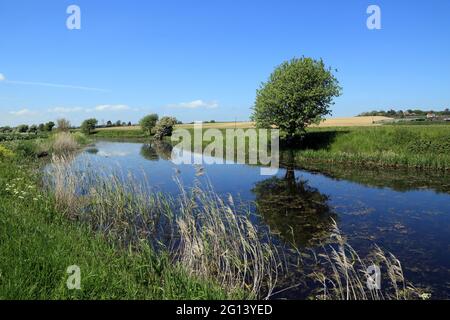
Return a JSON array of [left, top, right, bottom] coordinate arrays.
[[76, 140, 450, 298]]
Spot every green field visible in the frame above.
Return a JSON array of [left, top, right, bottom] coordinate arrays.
[[295, 125, 450, 170], [91, 128, 148, 139]]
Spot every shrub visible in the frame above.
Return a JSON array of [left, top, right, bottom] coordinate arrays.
[[44, 121, 55, 132], [16, 124, 29, 133], [81, 119, 98, 135], [153, 117, 177, 140], [72, 132, 90, 145], [14, 140, 38, 159], [0, 145, 14, 160]]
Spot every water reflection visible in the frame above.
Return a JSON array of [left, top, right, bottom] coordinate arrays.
[[252, 167, 336, 248], [140, 141, 173, 161], [78, 140, 450, 298], [85, 147, 99, 154]]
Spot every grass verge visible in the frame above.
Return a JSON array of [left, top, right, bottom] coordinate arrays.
[[0, 138, 234, 300], [295, 125, 450, 170]]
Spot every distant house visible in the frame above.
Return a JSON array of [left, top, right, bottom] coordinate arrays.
[[426, 113, 436, 119]]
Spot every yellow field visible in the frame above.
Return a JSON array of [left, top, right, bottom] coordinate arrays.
[[96, 117, 393, 131], [311, 116, 393, 127], [176, 122, 255, 129], [95, 126, 142, 131]]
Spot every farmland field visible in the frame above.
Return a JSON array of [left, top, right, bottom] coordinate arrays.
[[95, 116, 395, 132]]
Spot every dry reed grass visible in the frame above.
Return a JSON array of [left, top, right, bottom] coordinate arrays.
[[311, 221, 421, 300], [174, 177, 281, 298], [51, 132, 79, 155]]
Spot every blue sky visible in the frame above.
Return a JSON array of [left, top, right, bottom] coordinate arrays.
[[1, 0, 449, 126]]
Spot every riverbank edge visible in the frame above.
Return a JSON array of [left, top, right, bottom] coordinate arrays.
[[0, 137, 239, 300]]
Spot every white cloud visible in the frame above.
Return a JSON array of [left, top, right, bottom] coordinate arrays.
[[0, 73, 5, 81], [168, 99, 219, 109], [48, 107, 84, 113], [9, 109, 37, 116], [48, 105, 132, 113], [93, 104, 131, 111]]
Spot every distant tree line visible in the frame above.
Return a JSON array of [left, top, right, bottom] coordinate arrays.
[[104, 120, 133, 127], [0, 121, 56, 134], [358, 108, 450, 118], [76, 114, 180, 140]]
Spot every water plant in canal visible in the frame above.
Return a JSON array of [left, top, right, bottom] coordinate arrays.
[[311, 221, 422, 300]]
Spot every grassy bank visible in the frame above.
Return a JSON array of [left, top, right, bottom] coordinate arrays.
[[88, 123, 450, 170], [92, 128, 148, 139], [295, 125, 450, 170], [0, 136, 233, 299], [169, 124, 450, 170]]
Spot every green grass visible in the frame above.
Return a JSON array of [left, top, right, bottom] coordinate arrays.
[[172, 125, 450, 170], [0, 141, 236, 300], [0, 132, 49, 142], [91, 129, 148, 139], [294, 125, 450, 170]]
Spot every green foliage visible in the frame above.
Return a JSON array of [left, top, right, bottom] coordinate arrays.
[[252, 57, 341, 139], [81, 118, 98, 135], [139, 114, 159, 135], [29, 125, 38, 134], [154, 117, 177, 140], [0, 161, 235, 300], [93, 129, 147, 139], [359, 108, 450, 118], [295, 125, 450, 170], [0, 145, 14, 160], [44, 121, 55, 132], [13, 140, 39, 159], [0, 126, 13, 133], [0, 132, 45, 142], [16, 124, 29, 133], [72, 132, 90, 145]]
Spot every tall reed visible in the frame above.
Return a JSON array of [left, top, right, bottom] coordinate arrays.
[[173, 177, 281, 298], [51, 132, 79, 156], [311, 221, 421, 300]]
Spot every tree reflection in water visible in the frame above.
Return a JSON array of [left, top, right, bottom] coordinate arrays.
[[252, 166, 336, 248], [140, 141, 173, 161]]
